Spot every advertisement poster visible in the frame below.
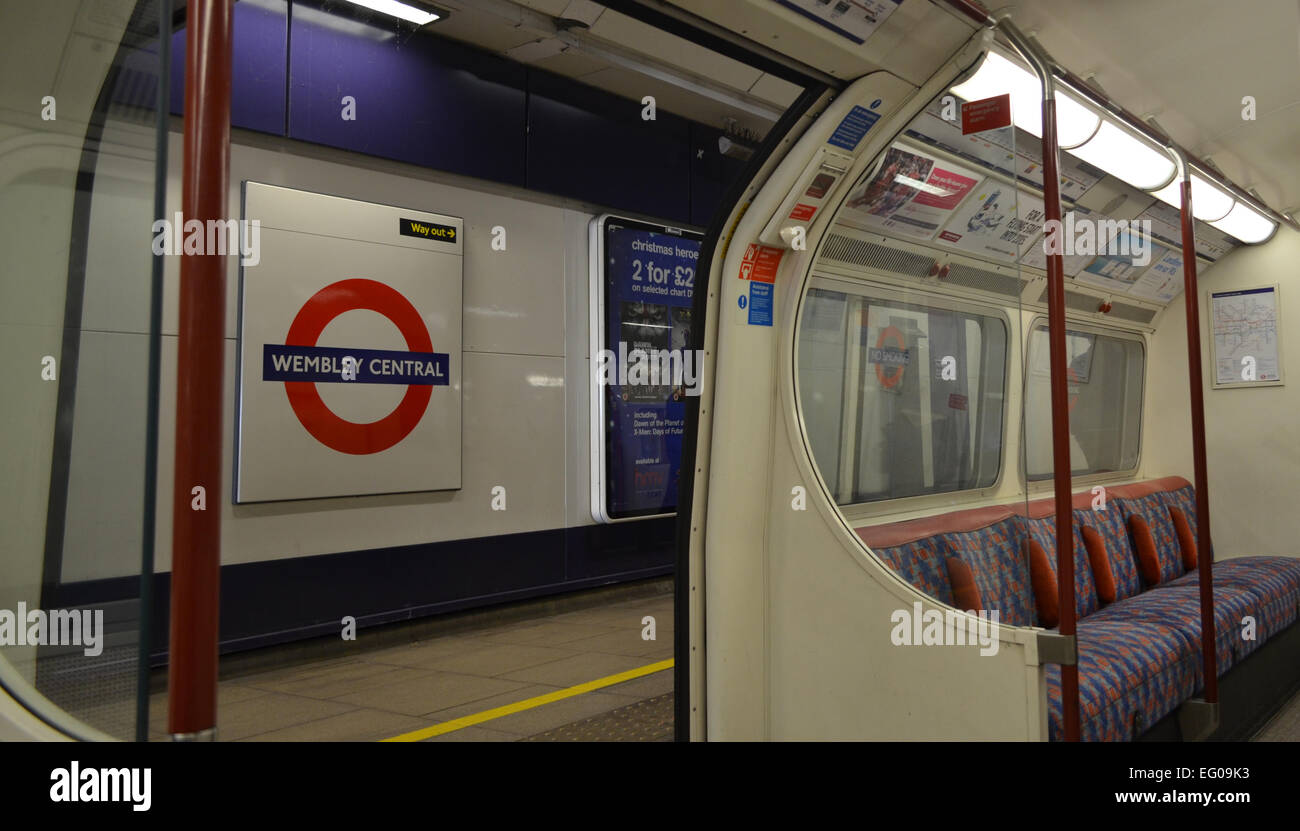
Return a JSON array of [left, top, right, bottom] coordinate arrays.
[[1193, 221, 1240, 261], [937, 184, 1046, 261], [842, 144, 980, 240], [594, 217, 703, 521], [773, 0, 903, 45], [1127, 248, 1185, 303], [1136, 200, 1183, 247], [905, 99, 1104, 204], [1019, 139, 1104, 202], [1075, 229, 1168, 293], [905, 99, 1017, 177], [1018, 207, 1097, 277]]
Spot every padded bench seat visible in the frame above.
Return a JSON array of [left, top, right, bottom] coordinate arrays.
[[1046, 617, 1199, 742], [856, 476, 1300, 741]]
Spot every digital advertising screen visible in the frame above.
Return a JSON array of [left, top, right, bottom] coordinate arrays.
[[590, 216, 704, 522]]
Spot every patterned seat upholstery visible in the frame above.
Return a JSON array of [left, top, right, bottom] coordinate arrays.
[[1087, 584, 1260, 675], [871, 538, 956, 608], [1168, 557, 1300, 644], [1045, 618, 1199, 742], [856, 476, 1300, 741], [934, 518, 1038, 627], [1073, 503, 1143, 601], [1116, 490, 1187, 586], [1023, 514, 1099, 619]]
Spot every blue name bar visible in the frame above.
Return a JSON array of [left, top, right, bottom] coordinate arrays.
[[263, 344, 449, 385]]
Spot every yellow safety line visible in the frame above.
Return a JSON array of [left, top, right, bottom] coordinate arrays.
[[381, 658, 674, 742]]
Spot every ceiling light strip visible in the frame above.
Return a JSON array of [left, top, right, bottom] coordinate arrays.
[[344, 0, 440, 25], [1051, 64, 1288, 237]]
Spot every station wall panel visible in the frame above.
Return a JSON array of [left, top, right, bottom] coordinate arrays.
[[146, 0, 750, 228], [526, 69, 692, 224], [287, 2, 528, 187], [167, 0, 289, 136]]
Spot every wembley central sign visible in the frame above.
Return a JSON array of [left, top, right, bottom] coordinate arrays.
[[235, 183, 463, 502]]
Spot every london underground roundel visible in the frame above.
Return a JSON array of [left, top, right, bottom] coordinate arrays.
[[273, 279, 442, 455], [235, 182, 463, 503], [873, 325, 908, 389]]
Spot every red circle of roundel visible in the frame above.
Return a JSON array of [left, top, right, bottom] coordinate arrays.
[[283, 279, 434, 455], [875, 325, 906, 389]]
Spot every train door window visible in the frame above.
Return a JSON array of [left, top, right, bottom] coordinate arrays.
[[1023, 323, 1144, 479], [798, 282, 1008, 505]]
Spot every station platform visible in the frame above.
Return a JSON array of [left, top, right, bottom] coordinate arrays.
[[147, 579, 674, 741], [137, 573, 1300, 741]]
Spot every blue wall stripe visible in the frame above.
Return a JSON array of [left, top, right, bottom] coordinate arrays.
[[48, 518, 674, 661]]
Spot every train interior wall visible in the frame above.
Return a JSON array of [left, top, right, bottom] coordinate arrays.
[[1152, 225, 1300, 558]]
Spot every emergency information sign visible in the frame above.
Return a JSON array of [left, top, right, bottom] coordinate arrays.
[[235, 182, 463, 502]]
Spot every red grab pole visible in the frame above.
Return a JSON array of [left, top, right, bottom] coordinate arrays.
[[168, 0, 233, 740], [941, 0, 1081, 741], [1036, 97, 1080, 742], [1176, 160, 1219, 703], [998, 19, 1081, 742]]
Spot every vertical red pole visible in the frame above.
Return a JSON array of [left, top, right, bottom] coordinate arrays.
[[1179, 174, 1219, 703], [1039, 99, 1080, 742], [168, 0, 232, 740]]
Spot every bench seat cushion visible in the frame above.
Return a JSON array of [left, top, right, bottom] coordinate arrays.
[[1046, 618, 1198, 742], [871, 538, 955, 607], [1168, 557, 1300, 644], [1073, 506, 1144, 602], [936, 518, 1037, 627], [1085, 583, 1260, 676]]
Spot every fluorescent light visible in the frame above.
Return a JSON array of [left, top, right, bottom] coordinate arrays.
[[950, 52, 1100, 147], [344, 0, 439, 25], [1069, 120, 1176, 190], [1148, 171, 1235, 222], [1210, 200, 1278, 244], [1054, 90, 1103, 149]]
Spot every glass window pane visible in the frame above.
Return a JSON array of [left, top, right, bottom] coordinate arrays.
[[799, 286, 1006, 505], [1024, 324, 1144, 479]]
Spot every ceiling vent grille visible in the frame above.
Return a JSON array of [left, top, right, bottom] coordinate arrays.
[[1108, 302, 1158, 324], [943, 263, 1025, 298], [1038, 286, 1104, 313], [821, 234, 934, 278]]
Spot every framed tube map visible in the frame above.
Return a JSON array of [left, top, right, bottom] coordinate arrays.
[[590, 215, 704, 522], [1209, 285, 1283, 388]]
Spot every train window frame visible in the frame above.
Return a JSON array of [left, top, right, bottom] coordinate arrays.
[[1021, 315, 1147, 489], [793, 273, 1014, 524]]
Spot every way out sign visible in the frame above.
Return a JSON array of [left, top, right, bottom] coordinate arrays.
[[236, 182, 463, 502]]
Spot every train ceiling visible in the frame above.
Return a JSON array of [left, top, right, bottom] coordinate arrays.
[[18, 1, 1293, 227], [1005, 0, 1299, 240], [649, 0, 1297, 228]]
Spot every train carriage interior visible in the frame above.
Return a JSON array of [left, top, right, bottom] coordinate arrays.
[[2, 0, 1300, 756]]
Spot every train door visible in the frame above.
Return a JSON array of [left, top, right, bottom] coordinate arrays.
[[675, 22, 1069, 738]]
